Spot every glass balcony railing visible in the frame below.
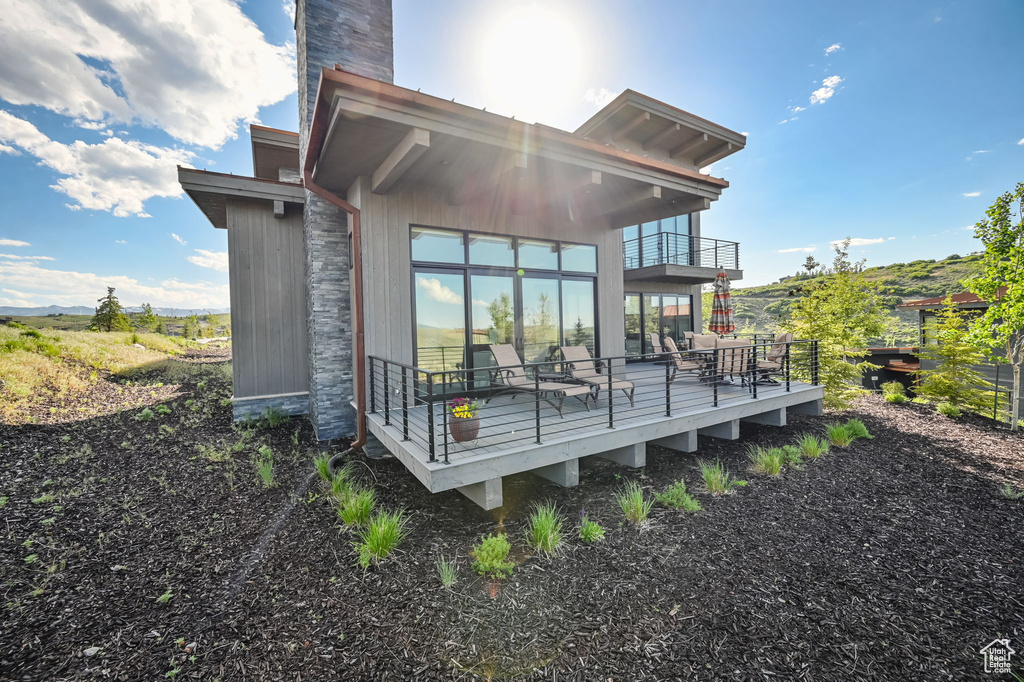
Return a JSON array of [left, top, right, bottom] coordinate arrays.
[[623, 233, 739, 271]]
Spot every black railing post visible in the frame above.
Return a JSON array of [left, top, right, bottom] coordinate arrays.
[[665, 361, 672, 417], [751, 349, 758, 400], [401, 367, 409, 441], [534, 370, 542, 444], [608, 360, 615, 429], [442, 396, 449, 463], [715, 240, 720, 269], [994, 363, 1001, 421], [713, 351, 719, 407], [383, 361, 391, 426], [426, 374, 435, 462], [811, 340, 820, 385], [369, 357, 377, 414], [734, 242, 740, 269], [785, 345, 791, 392]]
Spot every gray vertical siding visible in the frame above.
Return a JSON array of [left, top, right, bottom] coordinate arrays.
[[227, 198, 309, 398]]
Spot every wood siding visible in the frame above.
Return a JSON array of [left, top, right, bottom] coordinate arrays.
[[349, 176, 627, 384], [227, 198, 308, 398]]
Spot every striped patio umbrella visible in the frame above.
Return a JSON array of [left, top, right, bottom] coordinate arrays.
[[707, 272, 735, 336]]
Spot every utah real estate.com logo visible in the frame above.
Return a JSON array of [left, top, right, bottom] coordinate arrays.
[[980, 638, 1015, 674]]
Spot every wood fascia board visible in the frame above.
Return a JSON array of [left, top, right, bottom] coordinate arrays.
[[643, 122, 680, 150], [621, 91, 746, 146], [670, 133, 708, 159], [326, 89, 726, 199], [694, 142, 735, 167], [610, 111, 650, 142], [371, 127, 430, 194], [177, 168, 305, 203]]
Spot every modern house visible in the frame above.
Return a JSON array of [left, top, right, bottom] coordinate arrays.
[[179, 0, 823, 508]]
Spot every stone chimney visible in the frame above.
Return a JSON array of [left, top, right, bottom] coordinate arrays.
[[295, 0, 393, 440]]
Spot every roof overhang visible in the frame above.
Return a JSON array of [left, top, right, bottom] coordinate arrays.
[[250, 124, 300, 181], [178, 167, 305, 229], [623, 264, 743, 285], [574, 90, 746, 169], [308, 68, 733, 230]]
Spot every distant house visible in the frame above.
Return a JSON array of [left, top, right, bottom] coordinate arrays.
[[177, 0, 823, 508]]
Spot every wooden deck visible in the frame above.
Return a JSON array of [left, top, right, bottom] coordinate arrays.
[[366, 362, 825, 506]]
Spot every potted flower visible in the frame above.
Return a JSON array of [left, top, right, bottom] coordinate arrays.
[[448, 397, 481, 442]]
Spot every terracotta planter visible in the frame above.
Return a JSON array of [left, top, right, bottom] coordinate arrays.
[[449, 415, 480, 442]]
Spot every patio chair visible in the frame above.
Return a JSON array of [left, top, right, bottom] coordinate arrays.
[[714, 339, 754, 388], [560, 345, 635, 406], [648, 332, 665, 355], [680, 331, 695, 350], [487, 344, 595, 417], [663, 336, 704, 383], [755, 332, 793, 384]]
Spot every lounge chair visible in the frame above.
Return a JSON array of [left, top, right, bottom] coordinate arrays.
[[560, 346, 635, 406], [663, 336, 704, 383], [755, 332, 793, 384], [487, 344, 595, 417], [714, 339, 754, 388]]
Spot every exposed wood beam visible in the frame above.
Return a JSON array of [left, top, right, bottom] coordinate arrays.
[[611, 111, 650, 142], [695, 142, 734, 168], [670, 133, 707, 159], [540, 170, 603, 221], [448, 150, 529, 205], [371, 127, 430, 194], [643, 122, 680, 150]]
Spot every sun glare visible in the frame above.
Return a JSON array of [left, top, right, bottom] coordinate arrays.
[[478, 6, 584, 125]]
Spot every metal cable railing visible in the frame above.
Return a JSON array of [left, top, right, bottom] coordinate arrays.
[[623, 233, 740, 270], [368, 338, 819, 464]]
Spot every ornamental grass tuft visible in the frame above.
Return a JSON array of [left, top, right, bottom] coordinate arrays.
[[698, 458, 747, 495], [616, 480, 653, 523], [355, 509, 408, 568], [435, 554, 458, 588], [337, 487, 376, 526], [844, 418, 873, 440], [748, 445, 784, 476], [526, 501, 564, 554], [825, 422, 854, 447], [796, 432, 829, 459], [937, 402, 962, 418]]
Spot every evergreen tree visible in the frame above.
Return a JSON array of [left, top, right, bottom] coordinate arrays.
[[137, 303, 158, 332], [917, 296, 993, 412], [91, 287, 131, 332], [782, 239, 888, 409], [182, 313, 200, 340], [965, 183, 1024, 430]]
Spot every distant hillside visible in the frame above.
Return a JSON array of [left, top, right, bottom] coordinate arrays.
[[0, 305, 230, 317], [725, 252, 984, 345]]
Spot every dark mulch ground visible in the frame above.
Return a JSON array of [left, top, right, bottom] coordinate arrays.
[[2, 355, 1022, 681]]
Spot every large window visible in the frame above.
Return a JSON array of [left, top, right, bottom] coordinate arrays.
[[624, 292, 693, 356], [623, 214, 692, 268], [412, 227, 598, 374]]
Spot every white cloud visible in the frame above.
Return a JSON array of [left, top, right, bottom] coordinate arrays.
[[0, 238, 30, 247], [972, 150, 991, 154], [830, 237, 886, 247], [187, 249, 228, 272], [778, 117, 798, 124], [740, 131, 749, 137], [0, 111, 193, 217], [810, 75, 844, 105], [170, 233, 188, 246], [789, 106, 807, 113], [583, 87, 617, 109], [115, 239, 128, 244], [779, 246, 817, 253], [824, 43, 842, 55], [0, 142, 20, 155], [283, 0, 295, 22], [416, 276, 463, 305], [962, 192, 981, 197], [1018, 138, 1024, 145], [0, 0, 295, 149], [0, 260, 229, 308], [0, 253, 56, 261]]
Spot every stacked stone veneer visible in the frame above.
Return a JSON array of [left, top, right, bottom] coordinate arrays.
[[295, 0, 393, 440]]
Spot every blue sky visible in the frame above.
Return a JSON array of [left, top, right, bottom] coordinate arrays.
[[0, 0, 1021, 308]]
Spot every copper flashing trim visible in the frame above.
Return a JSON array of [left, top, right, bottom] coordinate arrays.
[[317, 67, 729, 189], [251, 123, 300, 137], [178, 166, 303, 188], [303, 69, 367, 453]]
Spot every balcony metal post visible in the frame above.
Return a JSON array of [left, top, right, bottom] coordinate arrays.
[[426, 375, 435, 462], [401, 367, 409, 441], [785, 346, 791, 392], [734, 242, 740, 270], [369, 357, 376, 414], [811, 340, 820, 385], [665, 361, 672, 417], [534, 370, 542, 444], [607, 361, 615, 429], [383, 361, 390, 426], [442, 395, 449, 463]]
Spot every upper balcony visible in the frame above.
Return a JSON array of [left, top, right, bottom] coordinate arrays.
[[623, 233, 742, 284]]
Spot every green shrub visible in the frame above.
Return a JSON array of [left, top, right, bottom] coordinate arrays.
[[471, 533, 515, 579], [999, 483, 1024, 500], [578, 511, 605, 542], [21, 329, 42, 339], [435, 554, 458, 587], [698, 459, 747, 495], [255, 445, 276, 488], [655, 479, 702, 510], [616, 480, 653, 523], [844, 418, 872, 440], [825, 423, 854, 447], [155, 404, 172, 416], [781, 445, 804, 466], [795, 433, 829, 459], [261, 407, 289, 428], [355, 510, 408, 568], [338, 488, 376, 526], [135, 408, 155, 422], [881, 381, 906, 400], [937, 402, 961, 418], [526, 501, 563, 554], [748, 446, 784, 476], [885, 393, 907, 404]]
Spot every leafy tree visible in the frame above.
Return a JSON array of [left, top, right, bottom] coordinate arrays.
[[802, 255, 820, 276], [136, 303, 158, 332], [782, 239, 888, 409], [965, 183, 1024, 430], [486, 292, 514, 344], [182, 313, 200, 340], [91, 287, 131, 332], [916, 297, 993, 412], [154, 320, 167, 335]]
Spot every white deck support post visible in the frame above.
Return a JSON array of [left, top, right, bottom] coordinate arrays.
[[697, 419, 740, 440], [533, 459, 579, 487], [456, 478, 503, 510], [595, 442, 646, 468], [741, 408, 786, 427], [651, 430, 697, 453], [788, 399, 824, 416]]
